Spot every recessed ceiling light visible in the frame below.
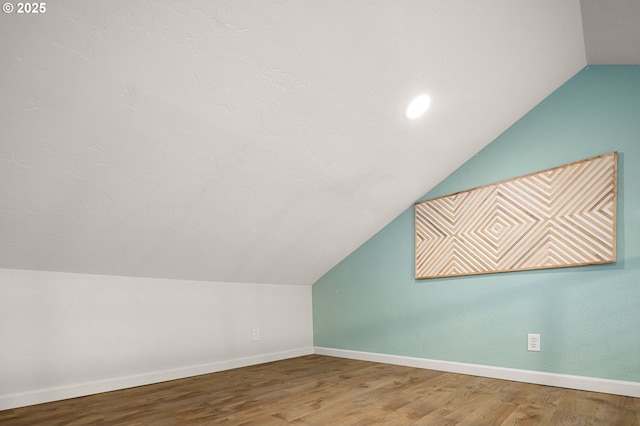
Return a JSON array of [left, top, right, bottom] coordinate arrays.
[[405, 94, 431, 120]]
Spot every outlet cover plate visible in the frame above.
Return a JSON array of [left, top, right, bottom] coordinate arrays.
[[528, 333, 540, 351]]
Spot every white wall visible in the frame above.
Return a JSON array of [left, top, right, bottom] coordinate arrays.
[[0, 268, 313, 409]]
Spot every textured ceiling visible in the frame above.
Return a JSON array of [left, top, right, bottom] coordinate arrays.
[[581, 0, 640, 64], [0, 1, 634, 285]]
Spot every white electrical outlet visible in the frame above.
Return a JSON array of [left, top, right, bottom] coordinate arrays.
[[528, 333, 540, 351], [253, 328, 260, 341]]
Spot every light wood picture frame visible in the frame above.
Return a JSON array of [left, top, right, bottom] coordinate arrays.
[[415, 152, 618, 279]]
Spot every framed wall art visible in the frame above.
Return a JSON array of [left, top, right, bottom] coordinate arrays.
[[415, 152, 618, 279]]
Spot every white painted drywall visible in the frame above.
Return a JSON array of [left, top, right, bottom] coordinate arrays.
[[0, 268, 313, 409], [0, 1, 587, 286]]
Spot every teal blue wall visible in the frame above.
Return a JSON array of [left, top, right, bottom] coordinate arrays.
[[312, 66, 640, 382]]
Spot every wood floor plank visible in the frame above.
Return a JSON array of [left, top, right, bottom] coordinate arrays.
[[1, 355, 638, 425]]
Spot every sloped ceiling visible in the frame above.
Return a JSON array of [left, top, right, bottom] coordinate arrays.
[[0, 1, 634, 285]]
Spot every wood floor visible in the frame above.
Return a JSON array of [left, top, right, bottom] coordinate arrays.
[[1, 355, 638, 425]]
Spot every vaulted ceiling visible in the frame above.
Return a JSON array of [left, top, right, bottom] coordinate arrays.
[[1, 1, 638, 285]]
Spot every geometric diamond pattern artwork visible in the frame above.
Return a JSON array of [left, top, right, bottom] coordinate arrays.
[[415, 152, 617, 279]]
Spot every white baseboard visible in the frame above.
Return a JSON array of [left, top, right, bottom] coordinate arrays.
[[4, 346, 636, 411], [314, 347, 640, 398], [0, 347, 313, 411]]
